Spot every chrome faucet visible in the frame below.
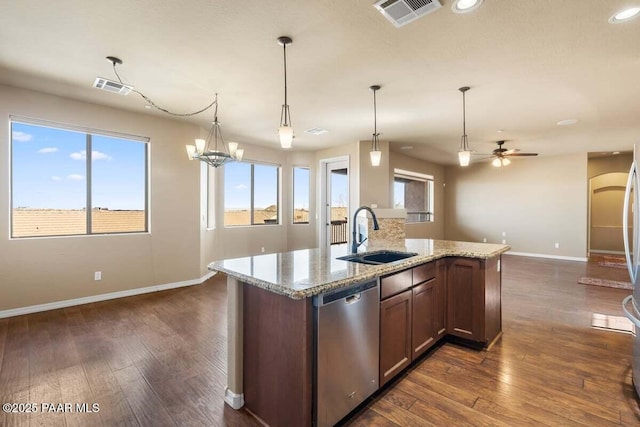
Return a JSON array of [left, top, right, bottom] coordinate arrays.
[[351, 206, 380, 253]]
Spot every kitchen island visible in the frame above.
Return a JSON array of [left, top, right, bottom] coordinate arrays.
[[209, 239, 509, 427]]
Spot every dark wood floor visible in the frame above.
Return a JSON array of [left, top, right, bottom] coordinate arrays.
[[1, 254, 639, 426]]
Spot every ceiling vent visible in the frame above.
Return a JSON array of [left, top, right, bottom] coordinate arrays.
[[374, 0, 442, 27], [93, 77, 133, 95]]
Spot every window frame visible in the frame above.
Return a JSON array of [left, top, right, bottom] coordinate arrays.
[[10, 117, 150, 239], [393, 168, 434, 223], [292, 166, 310, 225], [223, 160, 281, 227]]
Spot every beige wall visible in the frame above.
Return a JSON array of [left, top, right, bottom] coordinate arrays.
[[0, 84, 202, 311], [444, 153, 588, 259], [389, 151, 445, 240], [588, 153, 633, 178]]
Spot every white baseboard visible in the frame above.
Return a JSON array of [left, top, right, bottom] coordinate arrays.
[[506, 251, 587, 262], [590, 249, 625, 255], [224, 388, 245, 409], [0, 271, 218, 319]]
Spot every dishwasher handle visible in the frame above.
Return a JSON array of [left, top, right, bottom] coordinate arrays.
[[345, 294, 361, 304]]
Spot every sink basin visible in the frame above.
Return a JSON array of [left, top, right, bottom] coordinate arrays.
[[337, 250, 418, 265]]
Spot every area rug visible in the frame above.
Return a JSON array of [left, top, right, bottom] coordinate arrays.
[[599, 256, 627, 269], [578, 276, 632, 290]]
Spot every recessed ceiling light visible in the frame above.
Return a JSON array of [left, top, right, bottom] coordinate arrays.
[[609, 7, 640, 23], [400, 145, 413, 150], [305, 127, 328, 135], [451, 0, 484, 14], [557, 119, 579, 126], [497, 129, 504, 133]]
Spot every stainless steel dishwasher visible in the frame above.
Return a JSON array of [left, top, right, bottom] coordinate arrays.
[[314, 279, 379, 427]]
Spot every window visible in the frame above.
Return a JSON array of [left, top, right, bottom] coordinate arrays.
[[393, 169, 434, 223], [293, 167, 310, 224], [11, 120, 148, 238], [224, 161, 280, 226]]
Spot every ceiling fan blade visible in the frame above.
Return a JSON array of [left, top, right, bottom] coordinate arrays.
[[502, 149, 518, 155], [505, 152, 538, 157]]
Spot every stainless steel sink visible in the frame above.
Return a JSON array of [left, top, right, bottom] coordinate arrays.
[[337, 250, 418, 265]]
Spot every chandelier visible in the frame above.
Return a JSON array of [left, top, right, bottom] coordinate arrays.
[[185, 94, 243, 167]]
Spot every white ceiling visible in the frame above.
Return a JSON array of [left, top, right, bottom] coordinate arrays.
[[1, 0, 639, 164]]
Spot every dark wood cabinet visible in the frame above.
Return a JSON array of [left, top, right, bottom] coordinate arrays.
[[411, 279, 435, 360], [379, 289, 412, 386], [447, 256, 501, 347], [434, 259, 447, 340]]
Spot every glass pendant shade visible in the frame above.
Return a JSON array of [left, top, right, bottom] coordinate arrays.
[[279, 125, 294, 149], [186, 145, 196, 160], [195, 138, 206, 155], [458, 150, 471, 167], [370, 149, 382, 167], [234, 148, 244, 161], [228, 142, 238, 156]]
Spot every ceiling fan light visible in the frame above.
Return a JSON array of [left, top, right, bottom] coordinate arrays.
[[279, 125, 294, 148], [492, 157, 502, 167], [186, 145, 196, 160], [502, 157, 511, 166], [458, 150, 471, 167], [370, 150, 382, 167]]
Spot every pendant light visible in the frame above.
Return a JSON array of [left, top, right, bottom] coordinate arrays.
[[185, 94, 242, 167], [458, 86, 472, 167], [278, 36, 294, 149], [370, 85, 382, 167]]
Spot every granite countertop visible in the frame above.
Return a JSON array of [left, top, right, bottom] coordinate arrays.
[[208, 239, 510, 299]]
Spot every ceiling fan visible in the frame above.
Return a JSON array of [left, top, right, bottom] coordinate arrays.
[[490, 140, 538, 167]]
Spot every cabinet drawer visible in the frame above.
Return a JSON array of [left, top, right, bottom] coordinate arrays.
[[413, 262, 436, 285], [380, 269, 413, 300]]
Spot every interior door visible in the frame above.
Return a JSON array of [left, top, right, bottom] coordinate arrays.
[[322, 160, 349, 248]]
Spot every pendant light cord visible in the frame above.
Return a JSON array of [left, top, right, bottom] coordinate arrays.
[[111, 61, 217, 117], [282, 43, 290, 126], [462, 89, 466, 137], [373, 89, 378, 149]]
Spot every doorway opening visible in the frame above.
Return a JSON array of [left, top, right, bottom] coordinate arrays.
[[320, 157, 349, 248]]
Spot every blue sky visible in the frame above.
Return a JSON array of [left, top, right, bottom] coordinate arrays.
[[12, 122, 146, 210], [224, 162, 279, 210]]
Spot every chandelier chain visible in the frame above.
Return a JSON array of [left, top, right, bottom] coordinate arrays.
[[111, 62, 217, 117]]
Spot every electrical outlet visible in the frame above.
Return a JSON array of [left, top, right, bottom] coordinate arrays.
[[94, 271, 102, 281], [483, 238, 487, 243], [502, 231, 507, 237], [261, 247, 265, 253], [555, 242, 560, 249], [502, 239, 506, 244]]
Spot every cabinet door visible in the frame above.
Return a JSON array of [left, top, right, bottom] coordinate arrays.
[[434, 259, 447, 340], [411, 279, 435, 361], [447, 258, 483, 342], [379, 289, 412, 387]]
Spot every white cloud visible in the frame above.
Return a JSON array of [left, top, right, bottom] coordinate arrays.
[[92, 150, 112, 160], [234, 184, 248, 190], [12, 131, 33, 142], [70, 150, 112, 161], [38, 147, 58, 154], [51, 176, 62, 181], [67, 174, 84, 181]]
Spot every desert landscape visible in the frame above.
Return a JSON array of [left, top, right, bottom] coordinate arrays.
[[12, 206, 348, 237], [12, 209, 146, 237]]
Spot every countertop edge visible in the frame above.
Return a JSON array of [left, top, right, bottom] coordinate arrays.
[[209, 243, 510, 299]]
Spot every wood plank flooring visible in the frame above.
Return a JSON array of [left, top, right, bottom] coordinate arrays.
[[1, 254, 639, 426]]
